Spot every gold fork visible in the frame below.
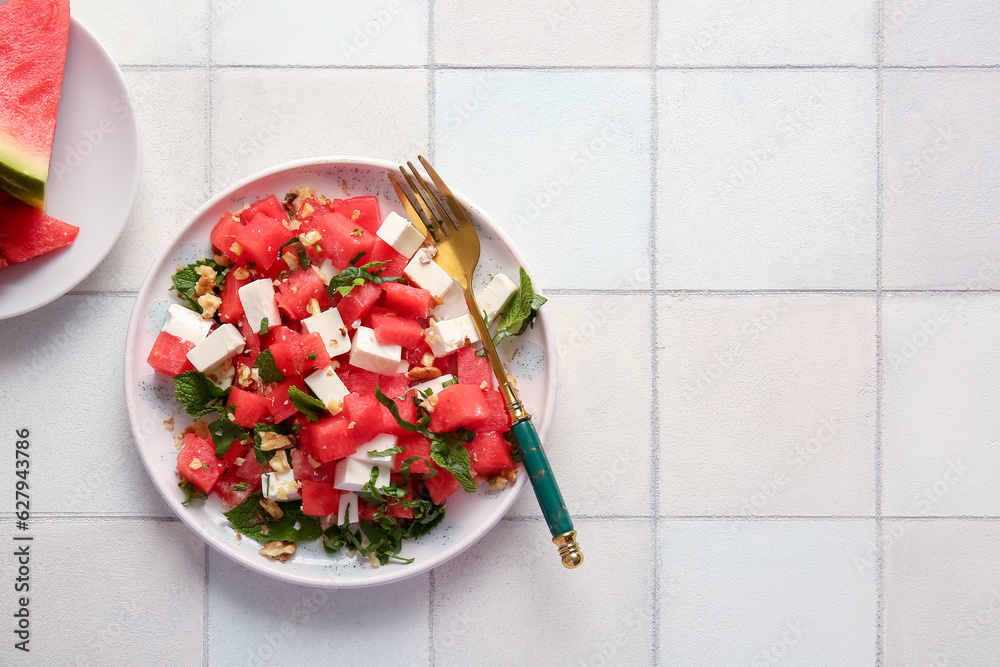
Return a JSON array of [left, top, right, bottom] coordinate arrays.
[[389, 156, 583, 569]]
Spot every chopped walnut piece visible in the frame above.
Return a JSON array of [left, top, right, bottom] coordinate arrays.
[[282, 251, 298, 271], [197, 294, 222, 319], [327, 399, 343, 414], [347, 421, 356, 430], [230, 241, 243, 256], [270, 449, 291, 474], [287, 219, 302, 231], [233, 266, 250, 280], [234, 457, 245, 466], [213, 254, 232, 267], [369, 553, 381, 568], [259, 498, 284, 520], [420, 353, 435, 367], [339, 326, 349, 336], [307, 455, 322, 469], [173, 433, 184, 449], [306, 298, 321, 317], [259, 432, 293, 451], [259, 541, 296, 562], [489, 475, 509, 491], [196, 264, 218, 280], [351, 209, 361, 221], [189, 458, 203, 470], [163, 417, 175, 432], [407, 366, 442, 382], [350, 228, 363, 237], [479, 381, 489, 390], [189, 420, 211, 439], [300, 203, 315, 220], [236, 364, 253, 388]]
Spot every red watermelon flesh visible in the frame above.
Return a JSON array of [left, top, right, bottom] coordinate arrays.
[[0, 191, 77, 268], [0, 0, 71, 208]]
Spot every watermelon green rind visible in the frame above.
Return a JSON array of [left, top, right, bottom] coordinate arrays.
[[0, 0, 71, 208]]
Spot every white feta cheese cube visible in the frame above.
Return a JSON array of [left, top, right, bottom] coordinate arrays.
[[404, 249, 454, 298], [334, 457, 390, 492], [186, 323, 245, 372], [431, 280, 470, 321], [349, 326, 402, 376], [475, 273, 518, 324], [302, 309, 351, 357], [396, 358, 410, 374], [409, 373, 455, 398], [315, 258, 338, 285], [238, 279, 281, 334], [424, 315, 481, 357], [350, 434, 399, 466], [337, 491, 360, 525], [204, 358, 235, 390], [262, 469, 301, 501], [163, 304, 213, 344], [377, 211, 426, 259], [305, 366, 349, 415]]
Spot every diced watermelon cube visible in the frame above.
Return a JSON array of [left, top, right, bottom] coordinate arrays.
[[147, 331, 196, 376], [301, 480, 340, 516], [386, 475, 415, 519], [234, 212, 295, 270], [265, 324, 298, 346], [337, 282, 382, 327], [404, 339, 434, 367], [298, 414, 357, 463], [265, 377, 307, 423], [380, 373, 410, 398], [369, 238, 409, 278], [236, 455, 265, 481], [219, 274, 249, 324], [291, 448, 336, 483], [372, 312, 424, 348], [334, 196, 382, 234], [302, 196, 334, 219], [312, 212, 375, 268], [382, 282, 431, 319], [424, 463, 462, 504], [227, 388, 271, 428], [457, 347, 492, 387], [221, 441, 250, 468], [467, 431, 515, 476], [215, 468, 257, 507], [362, 305, 393, 329], [176, 433, 226, 493], [481, 390, 511, 433], [342, 393, 385, 444], [239, 316, 261, 364], [428, 384, 491, 433], [358, 498, 380, 521], [269, 331, 331, 376], [340, 367, 379, 396], [383, 395, 419, 437], [275, 268, 332, 321], [239, 194, 287, 225], [393, 434, 432, 474], [210, 212, 243, 261]]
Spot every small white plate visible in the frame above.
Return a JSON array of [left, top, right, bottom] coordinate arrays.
[[124, 157, 557, 588], [0, 18, 140, 320]]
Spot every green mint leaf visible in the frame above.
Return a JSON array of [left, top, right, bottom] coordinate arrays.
[[231, 482, 249, 492], [173, 371, 230, 419], [258, 317, 269, 335], [441, 377, 458, 389], [367, 445, 404, 458], [171, 259, 226, 313], [429, 437, 477, 493], [284, 193, 295, 202], [348, 251, 366, 267], [375, 387, 428, 434], [288, 386, 326, 423], [208, 411, 248, 458], [306, 352, 317, 360], [497, 268, 535, 333], [298, 249, 310, 269], [362, 466, 386, 502], [179, 480, 207, 505], [223, 494, 322, 544], [402, 500, 446, 539], [327, 261, 405, 299], [252, 349, 285, 383]]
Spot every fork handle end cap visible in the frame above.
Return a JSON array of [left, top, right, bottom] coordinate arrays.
[[553, 530, 584, 569]]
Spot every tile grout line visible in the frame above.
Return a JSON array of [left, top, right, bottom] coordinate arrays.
[[116, 63, 1000, 72], [427, 6, 437, 664], [14, 512, 1000, 521], [875, 2, 885, 664], [649, 2, 661, 664], [204, 6, 214, 666]]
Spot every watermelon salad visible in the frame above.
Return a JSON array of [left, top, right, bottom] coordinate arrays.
[[148, 187, 546, 566]]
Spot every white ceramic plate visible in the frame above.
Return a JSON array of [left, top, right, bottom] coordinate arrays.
[[124, 157, 557, 588], [0, 18, 140, 319]]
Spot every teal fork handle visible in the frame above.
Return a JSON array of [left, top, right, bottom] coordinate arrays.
[[511, 418, 582, 568]]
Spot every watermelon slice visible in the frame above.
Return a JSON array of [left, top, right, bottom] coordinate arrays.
[[0, 191, 78, 268], [0, 0, 71, 208]]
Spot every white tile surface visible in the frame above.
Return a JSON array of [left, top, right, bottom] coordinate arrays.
[[884, 0, 1000, 66], [882, 294, 1000, 516], [0, 519, 205, 666], [209, 551, 430, 666], [660, 519, 878, 665], [510, 295, 652, 518], [658, 295, 877, 516], [659, 0, 877, 66], [78, 69, 209, 292], [883, 520, 1000, 665], [881, 70, 1000, 290], [212, 0, 429, 66], [211, 68, 429, 191], [72, 0, 208, 65], [433, 519, 654, 667], [435, 70, 652, 290], [658, 69, 878, 290], [0, 296, 170, 516], [434, 0, 652, 66]]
